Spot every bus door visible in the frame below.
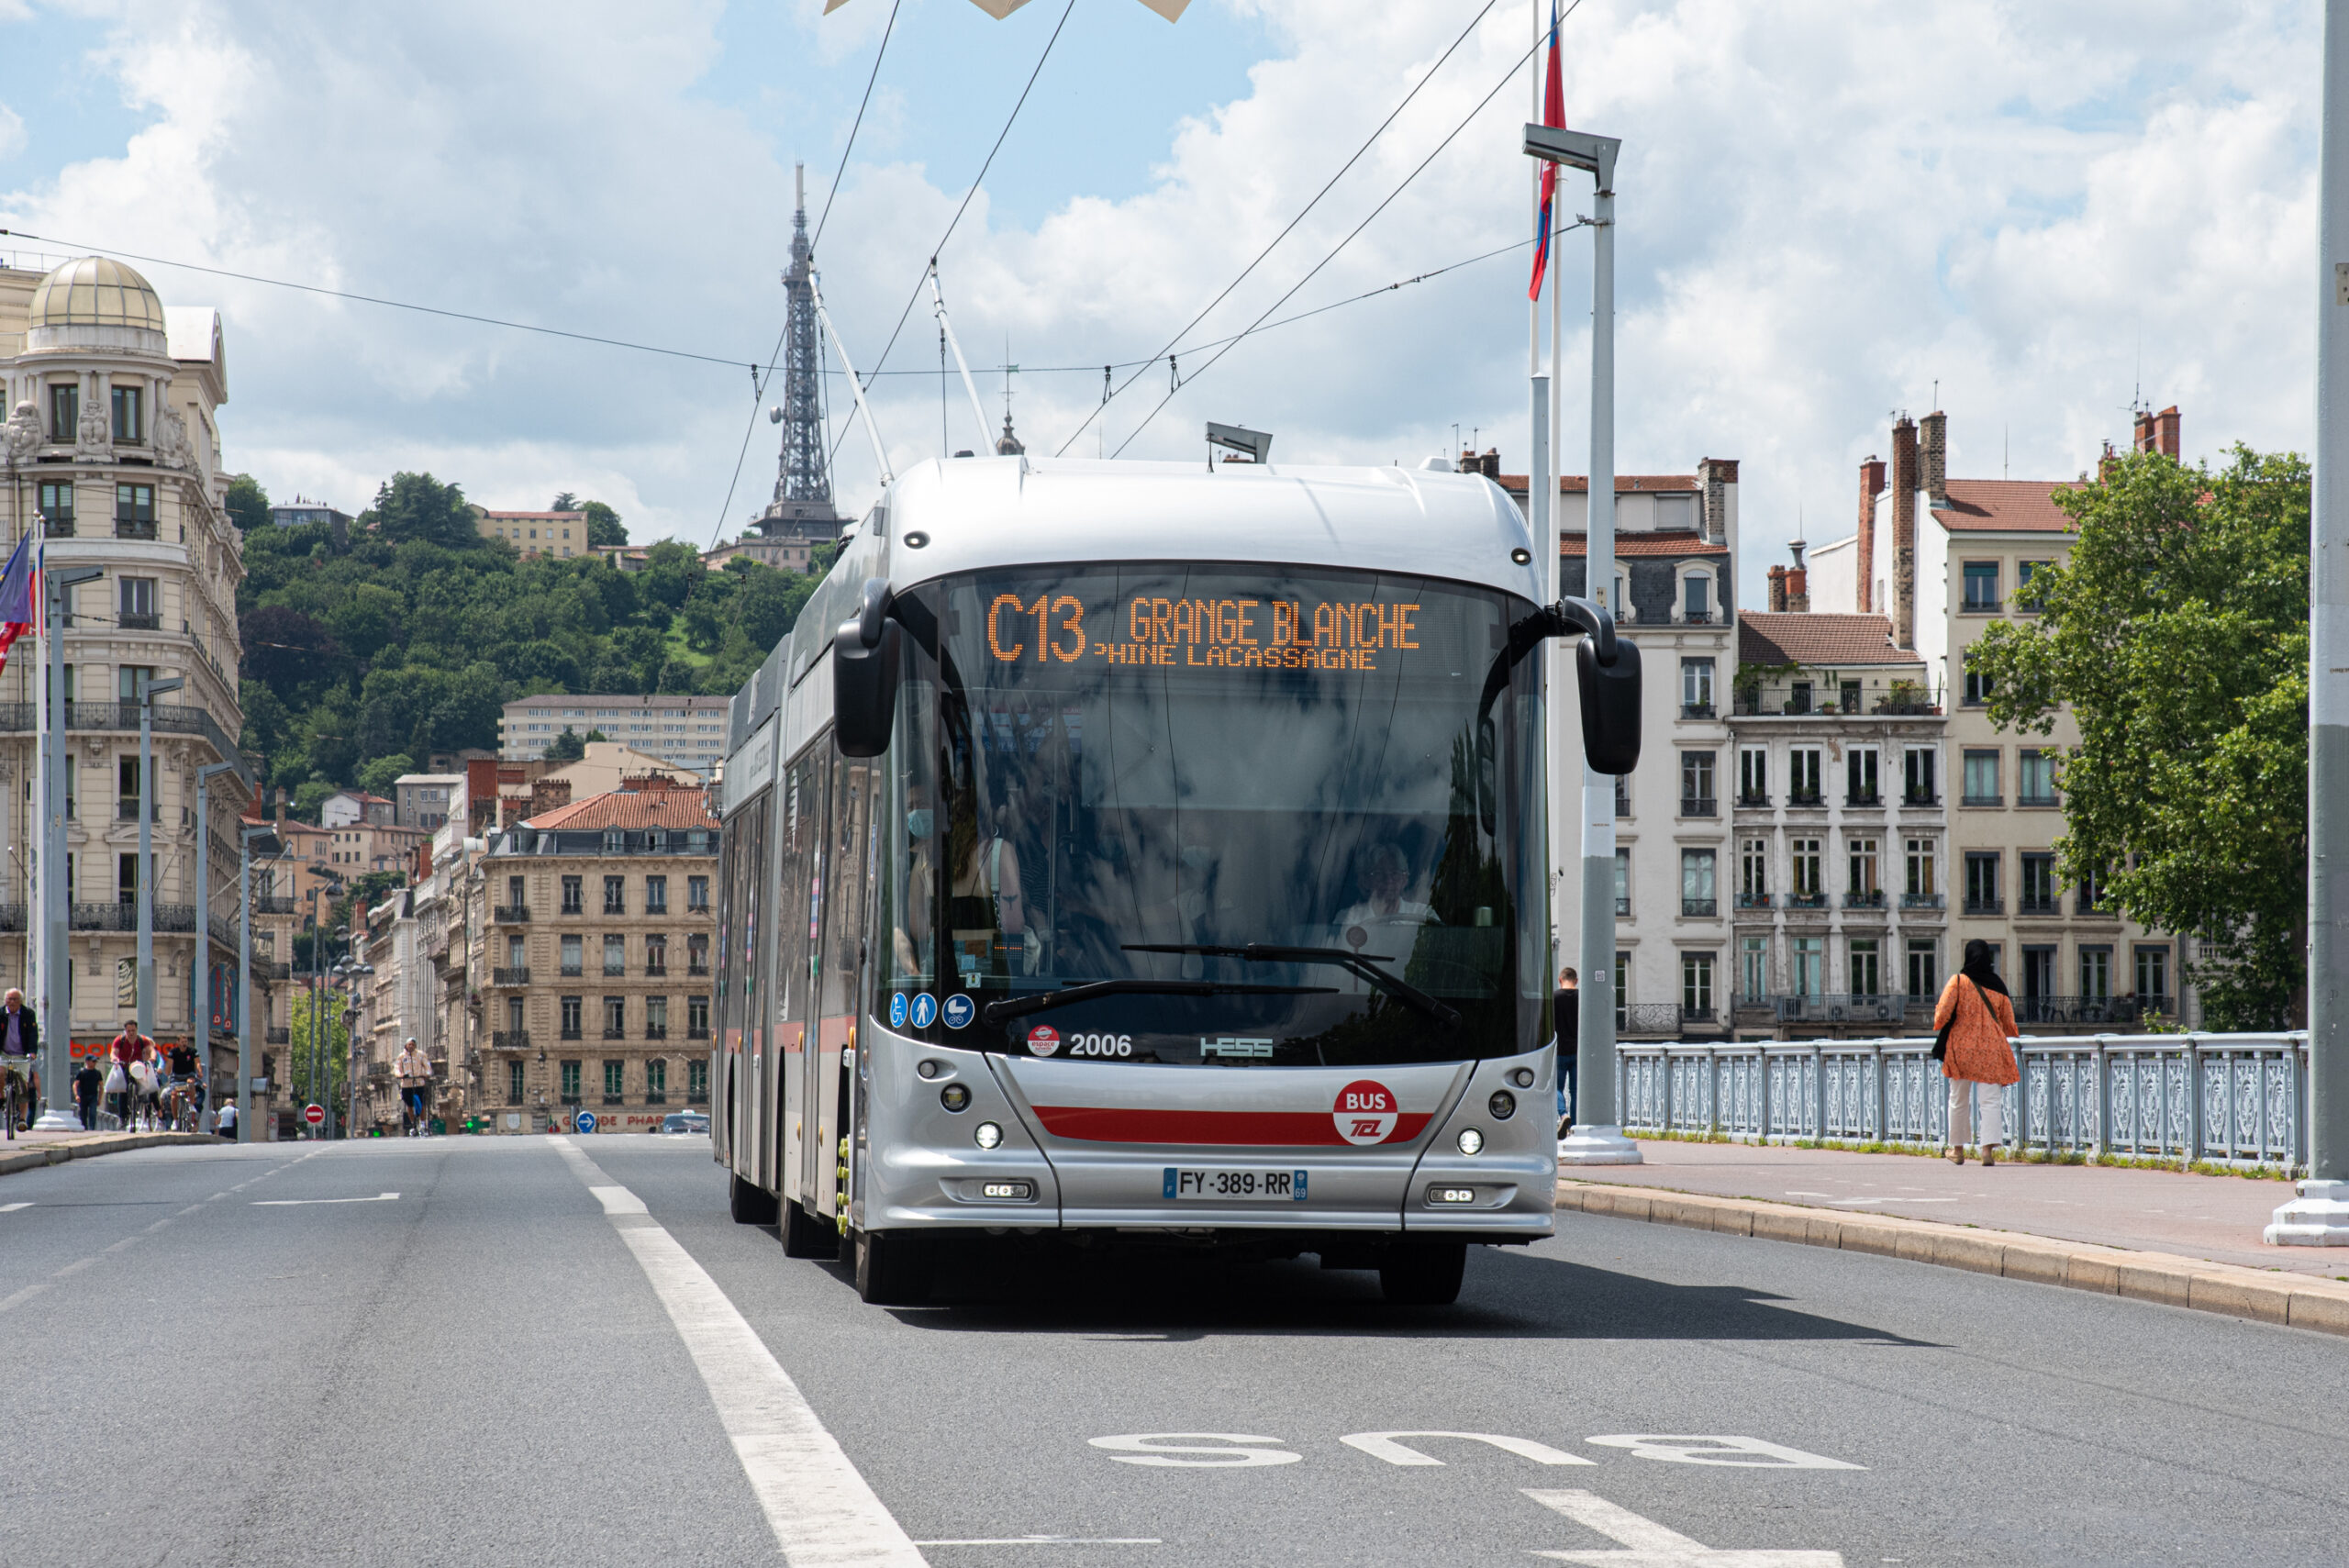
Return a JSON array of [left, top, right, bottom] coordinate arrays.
[[810, 753, 874, 1225], [777, 756, 821, 1204], [745, 796, 774, 1192]]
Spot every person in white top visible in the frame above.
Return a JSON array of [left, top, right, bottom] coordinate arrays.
[[1333, 842, 1439, 954], [394, 1038, 432, 1135]]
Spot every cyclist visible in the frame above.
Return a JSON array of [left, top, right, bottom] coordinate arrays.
[[161, 1038, 202, 1128], [394, 1037, 432, 1136]]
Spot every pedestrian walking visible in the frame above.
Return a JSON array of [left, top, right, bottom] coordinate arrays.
[[72, 1059, 102, 1130], [1933, 938, 2019, 1166], [0, 986, 36, 1136], [1553, 967, 1578, 1139], [214, 1100, 238, 1140]]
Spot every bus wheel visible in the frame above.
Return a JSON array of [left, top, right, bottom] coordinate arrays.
[[729, 1173, 779, 1226], [1378, 1242, 1466, 1306], [853, 1228, 932, 1306], [781, 1200, 838, 1258]]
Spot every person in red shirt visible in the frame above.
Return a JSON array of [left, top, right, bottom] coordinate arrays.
[[106, 1018, 154, 1128]]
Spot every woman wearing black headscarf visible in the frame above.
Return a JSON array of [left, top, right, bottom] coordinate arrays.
[[1933, 939, 2019, 1165]]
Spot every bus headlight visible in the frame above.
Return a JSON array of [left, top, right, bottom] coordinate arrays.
[[974, 1121, 1004, 1150], [940, 1084, 971, 1112], [1508, 1067, 1536, 1088], [1487, 1090, 1517, 1119], [1456, 1128, 1485, 1155]]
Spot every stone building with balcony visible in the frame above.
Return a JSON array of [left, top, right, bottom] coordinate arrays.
[[473, 778, 717, 1133], [0, 254, 255, 1082], [1727, 600, 1947, 1040]]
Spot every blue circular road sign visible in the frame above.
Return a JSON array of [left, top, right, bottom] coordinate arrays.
[[941, 994, 974, 1029], [911, 993, 939, 1029], [575, 1111, 598, 1134], [889, 993, 909, 1029]]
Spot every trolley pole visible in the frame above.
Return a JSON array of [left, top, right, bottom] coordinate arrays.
[[2270, 0, 2349, 1244], [1527, 121, 1640, 1165]]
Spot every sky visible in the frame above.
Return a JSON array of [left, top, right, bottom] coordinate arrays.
[[0, 0, 2323, 606]]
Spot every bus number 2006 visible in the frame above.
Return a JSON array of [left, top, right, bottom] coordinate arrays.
[[1068, 1034, 1134, 1057]]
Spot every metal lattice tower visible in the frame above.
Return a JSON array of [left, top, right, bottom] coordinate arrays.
[[774, 162, 832, 510]]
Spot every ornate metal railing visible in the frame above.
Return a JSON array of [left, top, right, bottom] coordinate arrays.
[[1770, 993, 1928, 1026], [72, 902, 194, 932], [1619, 1031, 2310, 1172]]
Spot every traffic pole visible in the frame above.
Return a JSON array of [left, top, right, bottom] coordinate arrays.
[[2270, 0, 2349, 1244]]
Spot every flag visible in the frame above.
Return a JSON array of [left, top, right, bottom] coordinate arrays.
[[1528, 0, 1566, 301], [0, 534, 35, 679]]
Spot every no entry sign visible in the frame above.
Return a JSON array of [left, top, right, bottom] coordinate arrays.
[[303, 1103, 326, 1127]]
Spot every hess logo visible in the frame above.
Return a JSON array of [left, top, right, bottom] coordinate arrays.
[[1332, 1080, 1399, 1145]]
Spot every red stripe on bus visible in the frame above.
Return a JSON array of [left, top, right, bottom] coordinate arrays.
[[1029, 1106, 1431, 1147]]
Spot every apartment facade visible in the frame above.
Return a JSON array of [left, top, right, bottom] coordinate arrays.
[[1805, 408, 2189, 1028], [0, 254, 256, 1082], [497, 694, 730, 774], [472, 506, 584, 560]]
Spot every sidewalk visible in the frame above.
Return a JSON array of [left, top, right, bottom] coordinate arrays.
[[0, 1126, 224, 1175], [1565, 1137, 2328, 1276]]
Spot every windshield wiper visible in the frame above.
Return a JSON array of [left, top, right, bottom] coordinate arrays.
[[1122, 943, 1463, 1029], [980, 980, 1336, 1029]]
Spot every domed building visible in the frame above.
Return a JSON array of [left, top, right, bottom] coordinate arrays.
[[1, 251, 255, 1107]]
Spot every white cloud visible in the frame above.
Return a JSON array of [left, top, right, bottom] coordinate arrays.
[[0, 102, 24, 161], [0, 0, 2321, 608]]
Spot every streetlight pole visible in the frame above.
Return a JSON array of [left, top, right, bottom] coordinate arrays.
[[31, 565, 101, 1131], [194, 762, 237, 1084], [135, 676, 184, 1051], [1527, 121, 1641, 1166], [238, 825, 278, 1143], [2271, 0, 2349, 1244]]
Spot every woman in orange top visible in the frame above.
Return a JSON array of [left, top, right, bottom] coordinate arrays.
[[1933, 939, 2019, 1166]]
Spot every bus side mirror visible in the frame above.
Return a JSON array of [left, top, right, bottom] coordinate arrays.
[[1577, 633, 1641, 775], [834, 577, 900, 759]]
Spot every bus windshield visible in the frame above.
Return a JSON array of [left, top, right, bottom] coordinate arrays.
[[876, 563, 1548, 1066]]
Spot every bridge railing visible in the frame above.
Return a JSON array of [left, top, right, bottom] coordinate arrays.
[[1617, 1032, 2310, 1173]]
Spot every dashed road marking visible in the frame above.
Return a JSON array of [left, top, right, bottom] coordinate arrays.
[[0, 1201, 29, 1213], [1525, 1489, 1845, 1566], [251, 1192, 400, 1206], [911, 1539, 1160, 1548]]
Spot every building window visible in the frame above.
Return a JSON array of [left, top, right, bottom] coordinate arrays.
[[561, 875, 584, 915], [1739, 839, 1768, 903], [2080, 946, 2112, 1003], [561, 935, 583, 977], [1905, 838, 1938, 900], [1613, 773, 1631, 817], [560, 1060, 581, 1105], [1681, 849, 1716, 917], [1740, 937, 1767, 1001], [2017, 560, 2052, 611], [117, 665, 157, 702], [111, 384, 142, 443], [1680, 658, 1714, 715], [1845, 747, 1878, 806], [686, 932, 710, 976], [561, 995, 583, 1039], [687, 875, 710, 911], [1681, 952, 1714, 1018], [2020, 852, 2058, 914], [1907, 939, 1939, 998], [645, 934, 668, 976], [1838, 679, 1861, 714], [646, 1057, 668, 1104], [1849, 938, 1881, 998], [1964, 851, 2002, 915], [36, 480, 74, 533], [1963, 561, 2001, 612], [2079, 862, 2110, 915], [1682, 573, 1711, 623], [1613, 849, 1630, 917], [2135, 945, 2170, 1006], [2021, 945, 2057, 1004], [1791, 936, 1824, 997], [647, 995, 669, 1040], [604, 1059, 626, 1104], [604, 996, 626, 1039], [1962, 749, 2000, 806], [645, 875, 669, 914], [1963, 658, 1995, 706], [118, 577, 157, 630], [604, 934, 627, 976], [1790, 838, 1821, 899], [687, 994, 710, 1039], [1787, 680, 1814, 716], [1679, 751, 1715, 814], [1738, 747, 1767, 805], [116, 484, 154, 526], [688, 1057, 709, 1103], [48, 383, 78, 441], [1847, 837, 1879, 896], [507, 1059, 525, 1104], [2018, 749, 2058, 806], [1903, 747, 1937, 805], [604, 875, 626, 915], [1788, 747, 1821, 805]]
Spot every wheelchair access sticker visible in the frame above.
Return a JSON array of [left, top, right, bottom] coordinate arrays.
[[889, 993, 909, 1029]]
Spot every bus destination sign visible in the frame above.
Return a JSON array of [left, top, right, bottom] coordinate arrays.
[[985, 591, 1424, 673]]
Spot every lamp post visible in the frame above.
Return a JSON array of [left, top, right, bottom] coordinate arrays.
[[31, 565, 102, 1131], [1525, 120, 1641, 1165], [135, 676, 184, 1050], [194, 762, 237, 1099], [238, 825, 280, 1142]]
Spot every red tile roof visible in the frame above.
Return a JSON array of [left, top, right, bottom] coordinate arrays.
[[1932, 478, 2078, 534], [1497, 474, 1698, 495], [1739, 612, 1921, 668], [524, 786, 718, 833], [479, 510, 587, 522], [1561, 530, 1728, 557]]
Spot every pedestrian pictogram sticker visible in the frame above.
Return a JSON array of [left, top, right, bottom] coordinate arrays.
[[910, 993, 938, 1029], [1332, 1081, 1398, 1145]]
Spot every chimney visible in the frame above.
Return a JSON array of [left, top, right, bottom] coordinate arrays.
[[1920, 411, 1947, 506], [529, 777, 573, 819], [2099, 439, 2122, 483], [276, 801, 288, 825], [2156, 406, 2180, 459], [1698, 457, 1740, 545], [1890, 416, 1918, 650], [1856, 456, 1884, 612], [1767, 565, 1787, 612], [2133, 409, 2156, 454], [1786, 569, 1809, 614], [1481, 448, 1500, 481]]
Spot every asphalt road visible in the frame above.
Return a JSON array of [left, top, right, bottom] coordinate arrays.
[[2, 1135, 2343, 1568]]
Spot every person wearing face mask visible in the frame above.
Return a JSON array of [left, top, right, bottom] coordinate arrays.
[[892, 783, 941, 982]]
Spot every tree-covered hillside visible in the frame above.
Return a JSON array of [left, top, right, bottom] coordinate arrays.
[[235, 473, 829, 796]]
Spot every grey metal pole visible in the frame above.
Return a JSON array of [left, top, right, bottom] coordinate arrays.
[[32, 564, 99, 1131], [238, 827, 274, 1143], [2270, 0, 2349, 1244], [1563, 152, 1639, 1165], [194, 762, 234, 1090], [135, 677, 182, 1046]]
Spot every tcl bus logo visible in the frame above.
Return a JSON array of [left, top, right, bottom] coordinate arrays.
[[1332, 1080, 1399, 1145]]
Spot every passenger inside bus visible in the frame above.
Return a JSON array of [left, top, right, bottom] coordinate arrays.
[[893, 781, 938, 979], [1333, 841, 1441, 954]]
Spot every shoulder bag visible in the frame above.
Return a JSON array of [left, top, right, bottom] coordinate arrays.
[[1931, 977, 1994, 1061]]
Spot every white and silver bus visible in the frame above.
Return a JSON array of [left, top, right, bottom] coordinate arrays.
[[710, 454, 1639, 1305]]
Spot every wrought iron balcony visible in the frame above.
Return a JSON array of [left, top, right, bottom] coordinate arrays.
[[1961, 792, 2002, 807], [602, 1028, 628, 1040], [560, 1029, 583, 1041], [117, 612, 161, 631], [266, 1027, 290, 1044], [2017, 895, 2060, 916], [1680, 701, 1715, 719], [644, 962, 668, 978], [1734, 793, 1770, 808], [2011, 995, 2152, 1027], [114, 518, 158, 540], [491, 967, 530, 985], [492, 1029, 532, 1050], [0, 904, 23, 932], [1787, 791, 1823, 807], [1901, 792, 1942, 807], [686, 962, 710, 978], [686, 1090, 710, 1105], [72, 902, 194, 932], [1681, 897, 1718, 917], [1843, 889, 1886, 908], [493, 904, 531, 923], [2076, 896, 2118, 919], [1618, 1002, 1688, 1036], [1735, 892, 1773, 909], [1680, 796, 1717, 817], [644, 1025, 668, 1040], [253, 895, 297, 914], [1964, 896, 2003, 916], [1845, 792, 1880, 808], [685, 1027, 711, 1040], [1772, 992, 1927, 1024], [1900, 892, 1945, 909], [1785, 891, 1828, 909]]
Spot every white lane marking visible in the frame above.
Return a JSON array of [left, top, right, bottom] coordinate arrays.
[[1585, 1436, 1863, 1471], [252, 1192, 400, 1207], [1088, 1435, 1300, 1468], [547, 1137, 928, 1566], [911, 1540, 1160, 1548], [1341, 1431, 1591, 1468], [1525, 1490, 1845, 1566], [590, 1184, 648, 1215], [1826, 1196, 1957, 1207], [0, 1201, 30, 1213]]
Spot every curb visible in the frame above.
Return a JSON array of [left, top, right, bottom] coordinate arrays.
[[0, 1131, 225, 1177], [1556, 1178, 2349, 1338]]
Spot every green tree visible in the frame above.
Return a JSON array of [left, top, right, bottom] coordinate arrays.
[[1968, 446, 2310, 1029], [286, 987, 351, 1119], [225, 474, 272, 531], [543, 727, 586, 762], [551, 491, 580, 513], [357, 752, 417, 795], [294, 778, 336, 821], [362, 473, 477, 550], [582, 500, 627, 548]]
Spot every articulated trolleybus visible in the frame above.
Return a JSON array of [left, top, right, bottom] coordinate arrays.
[[711, 455, 1640, 1306]]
